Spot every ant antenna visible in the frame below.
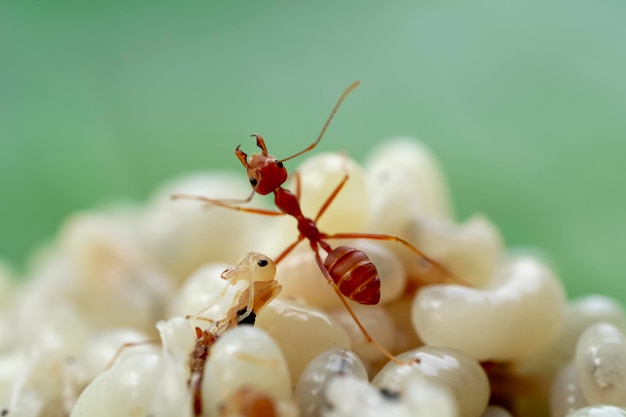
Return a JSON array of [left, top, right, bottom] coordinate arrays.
[[280, 81, 360, 163]]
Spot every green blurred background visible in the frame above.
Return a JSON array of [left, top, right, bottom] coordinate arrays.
[[1, 1, 625, 301]]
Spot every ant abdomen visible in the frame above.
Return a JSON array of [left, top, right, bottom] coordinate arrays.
[[324, 246, 381, 305]]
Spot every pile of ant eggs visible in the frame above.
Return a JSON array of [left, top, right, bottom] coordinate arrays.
[[1, 137, 625, 417]]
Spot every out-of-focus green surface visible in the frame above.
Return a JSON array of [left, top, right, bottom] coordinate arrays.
[[1, 1, 625, 301]]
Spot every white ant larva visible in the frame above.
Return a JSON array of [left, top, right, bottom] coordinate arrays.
[[550, 362, 588, 417], [372, 346, 490, 417], [575, 322, 626, 406], [412, 255, 565, 361], [295, 349, 368, 417]]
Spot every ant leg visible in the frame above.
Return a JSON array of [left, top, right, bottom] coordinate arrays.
[[186, 281, 235, 321], [312, 250, 412, 366], [171, 193, 285, 217], [314, 168, 350, 223], [105, 340, 160, 370], [324, 232, 470, 287], [274, 236, 305, 264]]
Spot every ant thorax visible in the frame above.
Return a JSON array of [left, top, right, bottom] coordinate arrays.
[[246, 153, 287, 195]]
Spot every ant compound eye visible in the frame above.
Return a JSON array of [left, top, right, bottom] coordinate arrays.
[[249, 177, 258, 186], [276, 161, 284, 168], [257, 259, 269, 267]]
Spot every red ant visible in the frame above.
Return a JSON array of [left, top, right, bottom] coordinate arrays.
[[173, 81, 461, 363]]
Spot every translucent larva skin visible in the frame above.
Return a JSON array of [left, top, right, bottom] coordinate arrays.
[[275, 239, 406, 310], [566, 406, 626, 417], [255, 298, 351, 383], [575, 323, 626, 406], [295, 349, 368, 417], [201, 326, 291, 417], [412, 255, 565, 361], [551, 362, 588, 417], [372, 346, 489, 417]]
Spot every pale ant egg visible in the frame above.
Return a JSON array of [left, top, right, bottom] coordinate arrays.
[[575, 322, 626, 406], [412, 255, 565, 361], [295, 349, 368, 417], [255, 298, 351, 383], [550, 362, 588, 417], [372, 346, 489, 417], [201, 326, 291, 417]]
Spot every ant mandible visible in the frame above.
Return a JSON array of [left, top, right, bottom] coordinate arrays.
[[172, 81, 461, 363]]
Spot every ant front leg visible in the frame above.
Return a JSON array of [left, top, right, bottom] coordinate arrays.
[[171, 193, 285, 217], [324, 232, 471, 287]]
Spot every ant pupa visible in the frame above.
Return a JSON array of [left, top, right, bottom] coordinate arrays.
[[188, 252, 282, 416], [172, 82, 464, 364]]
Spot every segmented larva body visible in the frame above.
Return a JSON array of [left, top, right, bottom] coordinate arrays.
[[323, 246, 381, 305]]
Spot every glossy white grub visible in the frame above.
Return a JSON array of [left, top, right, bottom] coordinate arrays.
[[256, 298, 351, 383], [550, 362, 588, 417], [71, 352, 191, 417], [372, 346, 489, 417], [575, 323, 626, 406], [202, 326, 291, 416], [412, 255, 565, 361], [295, 349, 368, 417]]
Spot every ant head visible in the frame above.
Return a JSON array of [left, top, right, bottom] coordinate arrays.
[[235, 134, 288, 195]]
